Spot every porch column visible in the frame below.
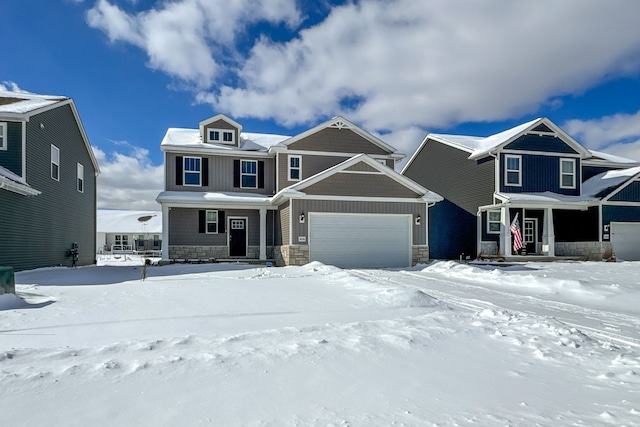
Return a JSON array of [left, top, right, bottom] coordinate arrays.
[[546, 207, 555, 257], [161, 204, 170, 261], [501, 206, 511, 257], [259, 208, 267, 260]]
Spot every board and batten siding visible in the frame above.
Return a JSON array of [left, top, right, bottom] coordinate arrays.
[[165, 152, 275, 195], [499, 153, 580, 195], [276, 152, 349, 192], [287, 128, 390, 154], [0, 104, 97, 271], [289, 199, 427, 246]]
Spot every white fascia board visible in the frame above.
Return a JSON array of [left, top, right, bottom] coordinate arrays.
[[296, 194, 432, 203], [161, 145, 273, 158]]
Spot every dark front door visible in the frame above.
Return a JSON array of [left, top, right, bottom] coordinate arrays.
[[229, 218, 247, 257]]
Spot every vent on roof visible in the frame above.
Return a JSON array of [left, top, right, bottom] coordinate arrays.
[[329, 120, 350, 130], [138, 215, 155, 222], [531, 123, 554, 134]]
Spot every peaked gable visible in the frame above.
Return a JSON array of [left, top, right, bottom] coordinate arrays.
[[199, 114, 243, 147]]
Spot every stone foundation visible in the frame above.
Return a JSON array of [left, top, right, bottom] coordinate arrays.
[[479, 241, 499, 257], [274, 245, 309, 266], [169, 245, 274, 261], [554, 242, 613, 260], [412, 246, 430, 265]]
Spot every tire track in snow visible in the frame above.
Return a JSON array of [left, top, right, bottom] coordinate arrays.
[[349, 269, 640, 349]]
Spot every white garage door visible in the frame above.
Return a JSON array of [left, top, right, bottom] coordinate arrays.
[[611, 222, 640, 261], [308, 213, 412, 268]]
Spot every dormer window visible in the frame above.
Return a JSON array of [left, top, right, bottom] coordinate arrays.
[[208, 128, 235, 145]]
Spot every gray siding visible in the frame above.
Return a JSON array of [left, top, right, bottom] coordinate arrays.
[[345, 162, 379, 172], [290, 199, 427, 245], [0, 104, 97, 271], [166, 152, 275, 194], [303, 173, 420, 198], [288, 128, 390, 154], [277, 152, 349, 192], [203, 119, 239, 147], [404, 139, 495, 215]]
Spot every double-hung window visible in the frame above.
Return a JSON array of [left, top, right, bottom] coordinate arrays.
[[487, 210, 501, 234], [560, 158, 576, 189], [206, 210, 218, 233], [184, 157, 201, 186], [505, 155, 521, 186], [241, 160, 257, 188], [77, 163, 84, 193], [288, 155, 301, 181], [0, 122, 6, 151], [51, 144, 60, 181]]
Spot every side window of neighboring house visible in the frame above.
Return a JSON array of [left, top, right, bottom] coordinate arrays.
[[560, 158, 576, 189], [184, 157, 201, 186], [241, 160, 257, 188], [77, 163, 84, 193], [288, 155, 301, 181], [0, 122, 6, 150], [51, 144, 60, 181], [115, 235, 129, 250], [487, 210, 501, 234], [505, 154, 521, 186]]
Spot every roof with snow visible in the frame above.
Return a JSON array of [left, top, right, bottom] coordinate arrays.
[[161, 128, 290, 152], [97, 210, 163, 234], [582, 166, 640, 199], [156, 191, 273, 207], [0, 90, 68, 115], [0, 165, 41, 196]]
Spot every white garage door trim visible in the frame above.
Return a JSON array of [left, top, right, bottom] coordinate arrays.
[[308, 212, 412, 268], [611, 222, 640, 261]]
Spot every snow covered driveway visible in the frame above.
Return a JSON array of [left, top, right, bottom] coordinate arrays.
[[1, 261, 639, 426]]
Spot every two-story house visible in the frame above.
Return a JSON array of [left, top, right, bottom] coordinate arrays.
[[0, 90, 100, 271], [156, 114, 442, 268], [402, 117, 640, 261]]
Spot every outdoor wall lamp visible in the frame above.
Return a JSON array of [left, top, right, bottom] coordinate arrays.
[[299, 213, 305, 223], [415, 214, 421, 225]]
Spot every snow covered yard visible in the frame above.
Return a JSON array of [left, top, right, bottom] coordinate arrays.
[[1, 261, 639, 426]]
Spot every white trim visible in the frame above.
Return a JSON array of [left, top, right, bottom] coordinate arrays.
[[602, 201, 640, 207], [51, 144, 60, 181], [227, 216, 249, 257], [240, 159, 258, 189], [205, 209, 219, 234], [77, 162, 84, 193], [289, 194, 435, 203], [504, 154, 522, 187], [559, 158, 576, 189], [0, 122, 6, 151], [288, 154, 302, 181], [501, 148, 581, 158], [487, 210, 501, 234], [338, 170, 385, 175], [288, 199, 294, 246], [21, 121, 26, 181], [183, 156, 202, 186]]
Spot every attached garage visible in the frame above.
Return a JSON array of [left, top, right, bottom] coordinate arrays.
[[611, 222, 640, 261], [308, 213, 412, 268]]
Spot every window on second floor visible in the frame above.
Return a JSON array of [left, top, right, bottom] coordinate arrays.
[[208, 128, 235, 145], [77, 163, 84, 193], [51, 144, 60, 181], [288, 155, 301, 181], [505, 154, 521, 187], [0, 122, 7, 151], [560, 158, 576, 189], [241, 160, 257, 188], [184, 157, 201, 186], [487, 210, 501, 234]]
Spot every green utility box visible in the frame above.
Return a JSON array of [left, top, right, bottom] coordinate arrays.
[[0, 266, 16, 295]]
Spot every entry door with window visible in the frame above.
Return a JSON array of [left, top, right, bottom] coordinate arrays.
[[523, 219, 538, 254], [229, 218, 247, 257]]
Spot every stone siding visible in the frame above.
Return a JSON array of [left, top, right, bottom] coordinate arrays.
[[169, 245, 274, 261], [479, 241, 499, 257], [554, 242, 613, 260], [412, 246, 430, 265], [274, 245, 310, 266]]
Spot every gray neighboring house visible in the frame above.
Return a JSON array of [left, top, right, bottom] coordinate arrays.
[[157, 114, 441, 268], [0, 90, 99, 271]]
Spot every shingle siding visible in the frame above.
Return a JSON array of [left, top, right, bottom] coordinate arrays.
[[277, 152, 348, 192]]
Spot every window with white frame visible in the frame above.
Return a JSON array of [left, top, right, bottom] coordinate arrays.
[[51, 144, 60, 181], [487, 210, 501, 234], [115, 235, 129, 249], [77, 163, 84, 193], [206, 210, 218, 233], [505, 155, 521, 186], [288, 155, 301, 181], [241, 160, 257, 188], [0, 122, 7, 151], [208, 128, 234, 144], [560, 158, 576, 189], [183, 157, 201, 186]]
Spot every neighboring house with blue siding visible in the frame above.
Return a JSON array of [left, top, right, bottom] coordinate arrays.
[[156, 114, 441, 268], [0, 90, 99, 271], [402, 117, 640, 261]]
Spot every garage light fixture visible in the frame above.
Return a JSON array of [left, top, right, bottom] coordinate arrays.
[[415, 214, 421, 225], [299, 213, 305, 223]]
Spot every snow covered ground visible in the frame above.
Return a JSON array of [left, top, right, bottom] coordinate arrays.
[[2, 258, 639, 426]]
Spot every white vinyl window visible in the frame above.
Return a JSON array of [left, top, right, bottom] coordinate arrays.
[[206, 210, 218, 234], [487, 210, 501, 234], [183, 157, 201, 186], [241, 160, 257, 188], [77, 163, 84, 193], [208, 128, 234, 145], [288, 155, 301, 181], [505, 154, 521, 186], [560, 158, 576, 189], [0, 122, 7, 150], [51, 144, 60, 181]]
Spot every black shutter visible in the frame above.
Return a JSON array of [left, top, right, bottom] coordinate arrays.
[[258, 161, 264, 189], [176, 156, 183, 186], [233, 159, 240, 187], [199, 210, 206, 233], [219, 211, 226, 233], [202, 158, 209, 187]]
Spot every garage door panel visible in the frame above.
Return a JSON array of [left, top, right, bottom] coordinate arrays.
[[309, 214, 411, 268], [611, 222, 640, 261]]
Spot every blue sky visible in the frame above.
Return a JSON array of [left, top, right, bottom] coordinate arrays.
[[3, 0, 640, 209]]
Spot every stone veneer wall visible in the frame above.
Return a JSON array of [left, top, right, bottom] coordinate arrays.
[[554, 242, 613, 260], [412, 246, 430, 265], [169, 246, 273, 260], [480, 241, 499, 257], [274, 245, 309, 266]]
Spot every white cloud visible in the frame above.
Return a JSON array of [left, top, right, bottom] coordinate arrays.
[[93, 145, 164, 210], [0, 81, 31, 93]]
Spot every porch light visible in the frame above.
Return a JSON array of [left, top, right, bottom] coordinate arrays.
[[299, 213, 305, 223], [415, 214, 421, 225]]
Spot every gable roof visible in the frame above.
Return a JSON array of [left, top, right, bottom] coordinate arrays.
[[198, 113, 243, 135], [272, 116, 397, 155], [272, 154, 442, 203]]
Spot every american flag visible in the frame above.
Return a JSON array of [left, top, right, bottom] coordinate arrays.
[[510, 214, 523, 253]]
